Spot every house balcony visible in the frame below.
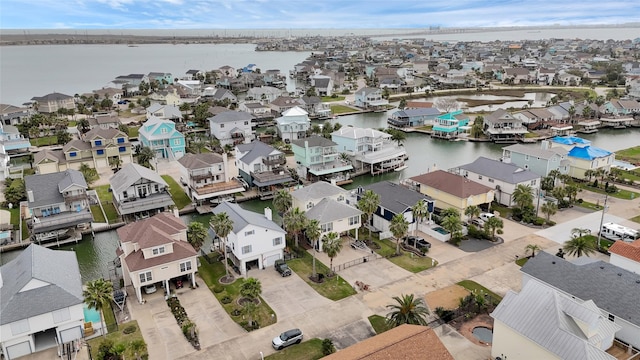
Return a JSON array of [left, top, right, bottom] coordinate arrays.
[[359, 145, 407, 165], [191, 172, 213, 181], [63, 193, 89, 204], [231, 132, 245, 139], [115, 192, 175, 216], [308, 160, 353, 176], [191, 179, 244, 200], [251, 169, 294, 188], [31, 209, 93, 233], [262, 156, 286, 166]]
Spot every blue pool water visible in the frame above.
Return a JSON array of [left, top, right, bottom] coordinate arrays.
[[186, 121, 197, 127], [0, 231, 11, 239], [83, 305, 101, 323], [472, 326, 493, 343], [433, 227, 449, 235]]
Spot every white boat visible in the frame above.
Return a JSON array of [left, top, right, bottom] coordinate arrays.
[[35, 229, 70, 242], [394, 165, 408, 172]]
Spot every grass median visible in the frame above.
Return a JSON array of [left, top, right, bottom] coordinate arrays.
[[161, 175, 191, 209], [264, 338, 324, 360], [287, 251, 356, 301], [371, 237, 437, 273]]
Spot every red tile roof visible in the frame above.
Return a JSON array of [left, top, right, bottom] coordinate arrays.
[[609, 239, 640, 262], [410, 170, 493, 198]]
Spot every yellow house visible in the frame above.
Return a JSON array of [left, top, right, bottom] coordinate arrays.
[[409, 170, 494, 214]]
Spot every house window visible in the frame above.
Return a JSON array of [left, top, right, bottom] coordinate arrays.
[[307, 202, 314, 210], [180, 261, 192, 272], [608, 314, 615, 322], [531, 179, 537, 185], [95, 140, 102, 146], [220, 124, 225, 128], [349, 216, 359, 226], [117, 137, 125, 143], [320, 223, 333, 232], [139, 271, 152, 283], [488, 178, 494, 183], [152, 246, 165, 255], [244, 230, 255, 236], [161, 128, 167, 134], [10, 319, 30, 335], [478, 175, 483, 180], [337, 195, 344, 201], [273, 237, 282, 246], [154, 184, 159, 192], [174, 139, 180, 145], [117, 146, 126, 152], [69, 152, 77, 157], [97, 149, 104, 155], [123, 192, 128, 199], [244, 121, 249, 125], [52, 308, 71, 323], [242, 245, 252, 254]]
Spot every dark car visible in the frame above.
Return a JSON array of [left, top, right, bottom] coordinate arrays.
[[274, 259, 291, 277], [404, 235, 431, 250]]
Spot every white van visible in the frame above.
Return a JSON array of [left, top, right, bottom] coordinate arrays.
[[479, 212, 495, 222]]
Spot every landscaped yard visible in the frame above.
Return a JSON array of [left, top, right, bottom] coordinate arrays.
[[287, 251, 356, 301], [198, 256, 277, 331], [90, 205, 106, 223], [416, 125, 433, 131], [576, 200, 602, 211], [371, 237, 437, 273], [515, 257, 529, 267], [29, 136, 58, 147], [91, 185, 120, 223], [615, 146, 640, 164], [94, 185, 112, 203], [264, 338, 324, 360], [321, 96, 346, 102], [87, 320, 147, 359], [578, 183, 640, 200], [161, 175, 192, 209], [128, 126, 140, 139], [330, 105, 358, 114], [457, 280, 502, 304], [367, 314, 388, 334]]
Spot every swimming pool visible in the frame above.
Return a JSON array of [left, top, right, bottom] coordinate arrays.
[[83, 305, 101, 324], [433, 227, 449, 235], [472, 326, 493, 343], [0, 231, 11, 239]]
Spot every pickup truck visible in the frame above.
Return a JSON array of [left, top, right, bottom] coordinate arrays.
[[274, 259, 291, 277]]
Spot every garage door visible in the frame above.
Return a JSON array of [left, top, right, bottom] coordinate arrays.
[[264, 254, 280, 267], [7, 341, 32, 359], [95, 158, 108, 168]]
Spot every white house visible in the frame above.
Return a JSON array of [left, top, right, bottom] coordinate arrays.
[[145, 103, 183, 122], [275, 106, 311, 142], [177, 152, 244, 205], [1, 245, 85, 360], [331, 126, 407, 174], [208, 111, 255, 147], [117, 212, 198, 304], [211, 202, 286, 275], [235, 141, 293, 199]]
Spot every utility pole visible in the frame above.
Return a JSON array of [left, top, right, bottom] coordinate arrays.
[[597, 193, 609, 250]]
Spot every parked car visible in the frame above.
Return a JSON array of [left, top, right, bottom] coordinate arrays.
[[144, 284, 157, 294], [350, 240, 368, 251], [274, 259, 292, 277], [404, 235, 431, 250], [173, 278, 184, 289], [471, 218, 485, 227], [272, 328, 303, 350], [479, 212, 495, 222]]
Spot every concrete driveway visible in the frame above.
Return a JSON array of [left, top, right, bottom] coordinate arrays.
[[535, 212, 628, 244]]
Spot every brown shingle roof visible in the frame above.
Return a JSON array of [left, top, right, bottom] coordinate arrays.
[[177, 152, 223, 170], [323, 325, 454, 360], [124, 240, 197, 272], [410, 170, 493, 198], [609, 239, 640, 262]]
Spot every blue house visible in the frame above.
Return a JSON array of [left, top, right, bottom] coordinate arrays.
[[432, 110, 470, 139], [139, 115, 186, 160], [387, 108, 441, 127]]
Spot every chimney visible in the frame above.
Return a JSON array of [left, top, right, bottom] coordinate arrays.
[[541, 140, 549, 150], [27, 190, 34, 203], [222, 153, 230, 182], [264, 207, 272, 221]]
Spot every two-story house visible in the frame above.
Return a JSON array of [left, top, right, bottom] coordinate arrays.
[[549, 136, 615, 179], [1, 104, 34, 126], [501, 142, 570, 178], [483, 109, 528, 142], [387, 108, 441, 128], [208, 111, 255, 147], [30, 92, 75, 114], [81, 128, 134, 169], [139, 116, 186, 160], [331, 126, 407, 174], [145, 104, 183, 122], [246, 86, 286, 104], [211, 202, 286, 275], [239, 102, 274, 123], [177, 152, 244, 205], [292, 136, 353, 182], [86, 113, 121, 130], [455, 157, 541, 207], [24, 169, 93, 243], [0, 123, 32, 156], [109, 163, 175, 221], [431, 110, 471, 139], [116, 212, 197, 303], [1, 245, 85, 360], [275, 106, 311, 142], [353, 87, 389, 110], [235, 141, 293, 199]]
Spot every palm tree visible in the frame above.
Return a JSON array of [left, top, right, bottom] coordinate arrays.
[[108, 157, 123, 171], [540, 202, 558, 222], [242, 300, 258, 328], [129, 339, 147, 360], [83, 279, 114, 337], [584, 169, 596, 182], [273, 189, 292, 224], [484, 216, 504, 241], [389, 213, 409, 255], [464, 205, 481, 223], [283, 207, 307, 248], [525, 244, 541, 258], [322, 232, 342, 274], [136, 146, 155, 169], [512, 184, 534, 211], [305, 219, 322, 279], [440, 207, 460, 219], [565, 184, 580, 204], [187, 222, 207, 252], [411, 200, 429, 235], [357, 190, 380, 239], [563, 236, 596, 257], [385, 294, 429, 328], [441, 214, 463, 242], [239, 277, 262, 300], [571, 227, 591, 239], [210, 212, 234, 279]]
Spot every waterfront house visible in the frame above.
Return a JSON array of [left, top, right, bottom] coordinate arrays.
[[310, 75, 334, 96], [455, 156, 541, 207], [292, 136, 352, 182], [92, 87, 123, 105], [358, 181, 433, 237], [353, 87, 389, 110], [145, 103, 183, 122], [80, 127, 133, 169], [177, 152, 244, 205], [175, 80, 202, 97], [0, 245, 85, 360], [483, 109, 528, 142], [184, 69, 203, 81], [24, 169, 93, 243], [270, 96, 305, 114], [239, 102, 273, 121], [513, 108, 555, 128], [116, 212, 197, 304], [604, 98, 640, 116], [110, 74, 147, 96], [608, 239, 640, 274], [501, 142, 570, 177], [211, 202, 286, 275], [276, 106, 311, 142], [491, 279, 620, 360], [235, 141, 293, 199], [139, 115, 186, 160], [521, 252, 640, 349], [218, 65, 237, 78], [408, 170, 494, 215], [109, 163, 175, 221], [300, 96, 331, 118], [1, 104, 34, 126], [0, 123, 31, 156], [208, 111, 255, 147], [549, 136, 614, 179], [30, 92, 75, 114], [204, 88, 237, 105], [147, 72, 173, 84], [331, 126, 407, 174], [86, 113, 121, 130], [431, 110, 471, 139], [387, 108, 441, 128], [246, 86, 286, 104]]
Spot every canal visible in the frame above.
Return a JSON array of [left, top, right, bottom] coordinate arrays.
[[2, 109, 639, 282]]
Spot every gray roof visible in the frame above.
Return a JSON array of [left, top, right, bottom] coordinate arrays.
[[521, 251, 640, 327], [1, 244, 83, 325], [25, 169, 88, 208], [502, 143, 568, 160], [237, 140, 280, 165], [306, 198, 362, 224], [177, 152, 223, 170], [291, 136, 336, 148], [110, 163, 168, 194], [491, 280, 618, 360], [211, 201, 284, 235], [291, 181, 346, 203], [458, 156, 540, 184], [31, 92, 73, 102], [362, 181, 432, 215], [208, 111, 254, 124]]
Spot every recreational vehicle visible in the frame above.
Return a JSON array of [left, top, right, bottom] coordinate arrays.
[[600, 222, 640, 242]]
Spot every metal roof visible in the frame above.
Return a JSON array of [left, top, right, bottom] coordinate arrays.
[[458, 156, 540, 184]]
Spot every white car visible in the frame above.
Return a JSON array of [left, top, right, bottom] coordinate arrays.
[[144, 284, 157, 294], [471, 218, 485, 227], [479, 212, 495, 222], [272, 329, 303, 350]]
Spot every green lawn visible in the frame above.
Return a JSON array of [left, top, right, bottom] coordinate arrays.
[[457, 280, 502, 304], [68, 120, 77, 127], [198, 257, 277, 330], [93, 185, 112, 203], [103, 204, 120, 223], [7, 207, 20, 228], [368, 315, 388, 334], [371, 238, 437, 273], [103, 304, 118, 333], [21, 219, 29, 241], [578, 184, 640, 200], [90, 205, 107, 223], [87, 320, 147, 359], [91, 185, 120, 223], [161, 175, 191, 209], [631, 214, 640, 225], [615, 146, 640, 164], [415, 125, 433, 131], [264, 338, 324, 360], [515, 257, 529, 267], [30, 136, 58, 146], [580, 234, 614, 252], [287, 251, 356, 301], [128, 126, 140, 139], [330, 105, 358, 114], [321, 96, 346, 102], [575, 200, 602, 211]]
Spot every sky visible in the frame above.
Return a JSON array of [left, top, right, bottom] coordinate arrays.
[[1, 0, 640, 30]]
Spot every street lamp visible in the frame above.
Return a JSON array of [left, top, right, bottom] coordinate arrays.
[[596, 193, 609, 250]]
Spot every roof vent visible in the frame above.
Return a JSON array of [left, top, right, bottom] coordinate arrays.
[[618, 273, 622, 276], [552, 261, 556, 264], [635, 280, 640, 284], [600, 266, 604, 269]]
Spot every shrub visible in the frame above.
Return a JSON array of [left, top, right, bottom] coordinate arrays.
[[533, 218, 545, 226], [97, 339, 115, 360], [435, 306, 455, 322], [546, 220, 556, 226], [497, 229, 503, 235], [221, 296, 232, 304], [213, 285, 224, 293], [322, 339, 336, 355], [122, 325, 137, 334]]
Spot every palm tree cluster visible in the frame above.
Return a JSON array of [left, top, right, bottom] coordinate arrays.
[[389, 213, 409, 255], [563, 228, 597, 258], [83, 278, 114, 338], [357, 190, 380, 240], [210, 212, 234, 280], [440, 208, 464, 245]]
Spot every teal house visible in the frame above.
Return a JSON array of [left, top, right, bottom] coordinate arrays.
[[139, 115, 186, 160], [432, 110, 470, 139]]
